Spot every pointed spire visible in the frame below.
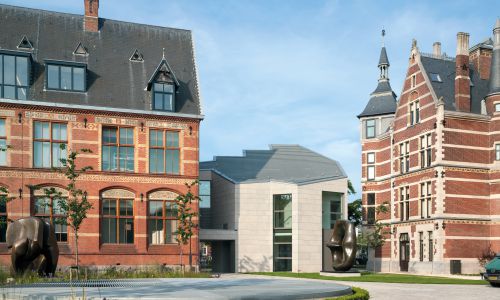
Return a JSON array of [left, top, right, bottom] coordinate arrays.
[[488, 18, 500, 95], [162, 47, 166, 60]]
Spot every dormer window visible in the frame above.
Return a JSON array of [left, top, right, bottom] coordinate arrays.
[[0, 51, 30, 100], [45, 60, 86, 92], [153, 83, 174, 111], [147, 55, 179, 113]]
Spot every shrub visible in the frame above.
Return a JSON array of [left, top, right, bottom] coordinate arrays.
[[333, 287, 370, 300]]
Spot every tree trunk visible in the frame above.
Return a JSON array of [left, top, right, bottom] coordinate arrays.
[[75, 228, 79, 279], [180, 245, 184, 274]]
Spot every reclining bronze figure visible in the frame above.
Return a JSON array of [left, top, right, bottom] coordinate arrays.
[[326, 220, 357, 271], [7, 217, 59, 276]]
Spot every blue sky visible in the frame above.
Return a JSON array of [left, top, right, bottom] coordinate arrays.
[[3, 0, 499, 200]]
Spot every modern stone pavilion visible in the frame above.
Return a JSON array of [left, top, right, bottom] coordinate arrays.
[[199, 145, 348, 273], [0, 1, 203, 267], [358, 20, 500, 274]]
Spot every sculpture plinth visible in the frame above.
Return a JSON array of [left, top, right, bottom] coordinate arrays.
[[7, 217, 59, 276]]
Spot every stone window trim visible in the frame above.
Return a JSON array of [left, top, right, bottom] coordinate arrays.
[[428, 231, 434, 262], [419, 231, 424, 262], [411, 74, 417, 88], [496, 144, 500, 161], [419, 133, 432, 168], [399, 142, 410, 174], [420, 182, 432, 219], [399, 186, 410, 221], [409, 100, 420, 126], [366, 152, 376, 181], [33, 121, 68, 169]]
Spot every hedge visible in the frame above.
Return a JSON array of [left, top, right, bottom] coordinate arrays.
[[332, 287, 370, 300]]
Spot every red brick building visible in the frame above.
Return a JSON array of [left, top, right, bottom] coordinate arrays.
[[0, 1, 203, 268], [358, 20, 500, 274]]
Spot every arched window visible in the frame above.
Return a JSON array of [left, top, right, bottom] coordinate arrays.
[[148, 190, 178, 245], [101, 188, 135, 244], [33, 187, 68, 242]]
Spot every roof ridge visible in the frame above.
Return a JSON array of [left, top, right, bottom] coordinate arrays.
[[0, 3, 192, 33]]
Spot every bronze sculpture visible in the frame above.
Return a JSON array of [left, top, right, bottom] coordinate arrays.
[[326, 220, 357, 271], [7, 217, 59, 276]]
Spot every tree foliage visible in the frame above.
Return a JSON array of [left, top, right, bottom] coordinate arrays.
[[347, 180, 356, 195], [348, 199, 362, 227], [31, 144, 93, 271], [175, 180, 199, 271], [358, 202, 390, 249]]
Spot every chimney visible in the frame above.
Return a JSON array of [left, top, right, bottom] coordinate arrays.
[[433, 42, 441, 57], [84, 0, 99, 32], [455, 32, 471, 112]]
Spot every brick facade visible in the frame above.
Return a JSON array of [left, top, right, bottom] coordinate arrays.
[[359, 24, 500, 274], [0, 104, 201, 267]]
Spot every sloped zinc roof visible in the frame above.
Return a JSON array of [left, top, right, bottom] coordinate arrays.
[[200, 145, 347, 185], [0, 4, 201, 116]]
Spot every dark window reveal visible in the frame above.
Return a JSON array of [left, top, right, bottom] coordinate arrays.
[[153, 83, 174, 111], [46, 64, 85, 92], [0, 54, 29, 100]]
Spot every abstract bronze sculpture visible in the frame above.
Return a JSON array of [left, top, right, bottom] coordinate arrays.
[[326, 220, 357, 271], [7, 217, 59, 276]]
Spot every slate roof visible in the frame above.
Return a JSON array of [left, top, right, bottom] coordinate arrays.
[[358, 46, 397, 118], [0, 4, 202, 117], [378, 46, 389, 66], [200, 145, 347, 185], [420, 55, 489, 113]]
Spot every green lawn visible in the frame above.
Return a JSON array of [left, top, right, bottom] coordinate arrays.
[[252, 272, 487, 285]]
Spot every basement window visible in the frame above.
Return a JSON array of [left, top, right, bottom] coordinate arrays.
[[429, 73, 442, 82]]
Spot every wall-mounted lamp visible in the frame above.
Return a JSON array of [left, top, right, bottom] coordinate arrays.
[[18, 188, 23, 199], [434, 222, 439, 230], [435, 171, 439, 178], [83, 191, 88, 198], [140, 193, 144, 202], [140, 122, 144, 132], [392, 182, 396, 187], [18, 113, 22, 124], [189, 126, 193, 136], [83, 118, 88, 128], [442, 222, 446, 230], [441, 171, 445, 178], [441, 120, 446, 126]]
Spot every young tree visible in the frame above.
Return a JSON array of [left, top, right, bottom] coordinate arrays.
[[32, 145, 93, 272], [358, 202, 390, 268], [175, 181, 199, 272]]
